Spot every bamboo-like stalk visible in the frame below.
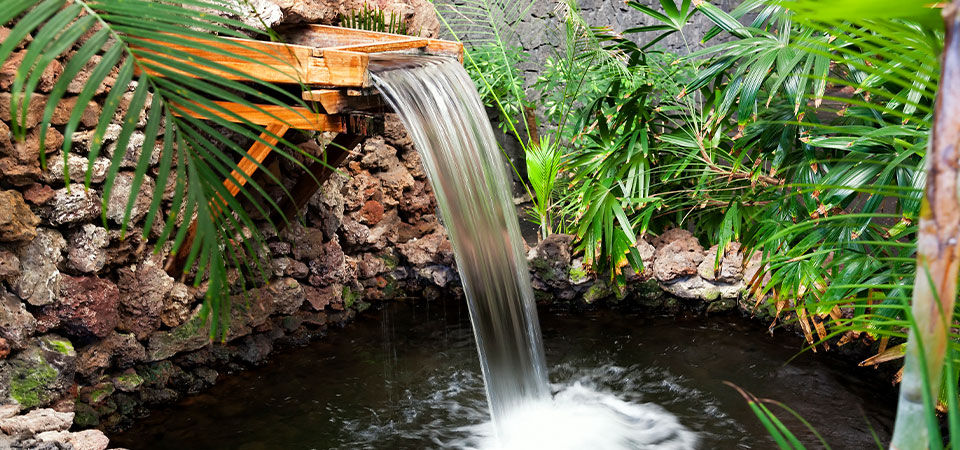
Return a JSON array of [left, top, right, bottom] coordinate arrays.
[[890, 3, 960, 448]]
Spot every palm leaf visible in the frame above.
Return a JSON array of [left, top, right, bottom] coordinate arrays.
[[4, 0, 324, 338]]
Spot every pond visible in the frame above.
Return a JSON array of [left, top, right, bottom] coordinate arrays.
[[111, 300, 895, 449]]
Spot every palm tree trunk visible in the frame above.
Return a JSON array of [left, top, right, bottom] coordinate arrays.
[[890, 3, 960, 448]]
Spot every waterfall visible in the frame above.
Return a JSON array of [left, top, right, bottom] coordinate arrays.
[[370, 55, 697, 449], [371, 55, 550, 439]]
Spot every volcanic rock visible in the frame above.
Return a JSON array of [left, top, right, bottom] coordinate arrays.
[[0, 190, 39, 243], [14, 228, 65, 306]]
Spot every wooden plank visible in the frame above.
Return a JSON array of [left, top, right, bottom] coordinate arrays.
[[303, 25, 463, 60], [304, 25, 414, 47], [132, 34, 316, 84], [326, 38, 430, 54], [310, 49, 370, 87], [171, 101, 346, 132], [302, 89, 383, 114], [225, 123, 289, 197]]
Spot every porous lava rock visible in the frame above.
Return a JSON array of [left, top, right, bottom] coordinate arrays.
[[38, 275, 120, 340], [0, 190, 39, 243]]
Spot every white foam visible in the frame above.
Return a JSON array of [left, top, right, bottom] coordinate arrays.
[[454, 383, 699, 450]]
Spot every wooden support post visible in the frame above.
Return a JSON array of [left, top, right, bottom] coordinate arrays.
[[165, 124, 289, 276]]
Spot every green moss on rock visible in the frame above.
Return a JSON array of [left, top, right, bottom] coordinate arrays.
[[73, 402, 100, 428], [88, 383, 115, 404], [43, 338, 75, 355], [342, 286, 361, 309], [9, 360, 57, 409], [113, 372, 144, 392]]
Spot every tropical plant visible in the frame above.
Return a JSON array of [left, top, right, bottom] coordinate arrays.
[[625, 0, 957, 448], [340, 3, 412, 36], [3, 0, 323, 338]]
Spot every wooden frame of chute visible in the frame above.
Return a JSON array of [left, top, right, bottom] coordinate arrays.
[[134, 25, 463, 275]]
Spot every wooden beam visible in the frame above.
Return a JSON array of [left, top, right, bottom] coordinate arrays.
[[302, 89, 383, 114], [325, 38, 430, 54], [225, 123, 290, 197], [166, 124, 290, 276], [132, 34, 316, 84], [171, 101, 346, 132]]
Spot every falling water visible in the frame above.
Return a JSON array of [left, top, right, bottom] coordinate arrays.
[[371, 55, 697, 448], [371, 55, 551, 436]]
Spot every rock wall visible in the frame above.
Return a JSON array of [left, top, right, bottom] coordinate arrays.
[[0, 1, 767, 449]]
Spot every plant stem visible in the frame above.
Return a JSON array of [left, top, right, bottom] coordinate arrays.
[[890, 3, 960, 449]]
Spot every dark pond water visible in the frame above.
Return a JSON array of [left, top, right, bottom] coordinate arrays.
[[112, 300, 896, 449]]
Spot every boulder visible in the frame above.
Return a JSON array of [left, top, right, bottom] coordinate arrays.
[[39, 275, 120, 340], [160, 282, 195, 328], [263, 278, 305, 316], [309, 172, 346, 237], [12, 128, 60, 165], [698, 243, 744, 284], [105, 172, 154, 225], [308, 239, 348, 285], [116, 255, 174, 340], [22, 184, 55, 206], [0, 408, 73, 436], [417, 265, 457, 288], [397, 231, 453, 266], [75, 332, 145, 382], [0, 250, 20, 283], [357, 253, 387, 279], [651, 229, 704, 283], [0, 157, 41, 186], [50, 97, 101, 127], [359, 137, 400, 171], [384, 114, 414, 151], [65, 429, 110, 450], [282, 224, 325, 261], [529, 234, 574, 288], [14, 228, 65, 307], [41, 153, 110, 185], [0, 190, 40, 243], [342, 171, 382, 212], [105, 131, 160, 169], [0, 93, 46, 129], [339, 216, 370, 250], [302, 284, 335, 311], [43, 188, 101, 226], [659, 275, 743, 301], [399, 180, 434, 216], [0, 335, 76, 409], [359, 200, 385, 225], [0, 289, 36, 350], [635, 238, 656, 273], [0, 404, 19, 419], [65, 224, 110, 274], [377, 165, 414, 208], [144, 307, 210, 362]]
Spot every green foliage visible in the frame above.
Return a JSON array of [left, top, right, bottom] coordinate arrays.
[[525, 136, 562, 239], [464, 42, 528, 133], [4, 0, 321, 338], [340, 3, 412, 36]]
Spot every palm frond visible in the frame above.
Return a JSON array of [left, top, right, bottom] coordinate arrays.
[[4, 0, 321, 337]]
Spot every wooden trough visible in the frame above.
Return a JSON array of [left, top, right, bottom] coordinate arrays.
[[143, 26, 463, 275]]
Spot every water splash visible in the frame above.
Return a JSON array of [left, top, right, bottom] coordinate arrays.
[[370, 55, 695, 448]]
